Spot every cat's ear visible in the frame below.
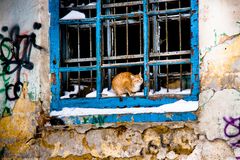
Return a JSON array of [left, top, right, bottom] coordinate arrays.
[[130, 75, 135, 79], [138, 72, 141, 77]]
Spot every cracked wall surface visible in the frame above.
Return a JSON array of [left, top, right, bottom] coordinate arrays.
[[0, 0, 240, 159]]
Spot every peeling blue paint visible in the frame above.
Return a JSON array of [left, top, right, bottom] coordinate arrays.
[[143, 0, 149, 97], [190, 0, 200, 98], [96, 0, 102, 99], [58, 95, 198, 110], [49, 0, 60, 111], [60, 112, 197, 125]]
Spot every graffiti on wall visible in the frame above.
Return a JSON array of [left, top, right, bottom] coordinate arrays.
[[0, 22, 43, 116], [82, 115, 107, 126], [223, 116, 240, 159], [61, 115, 107, 127]]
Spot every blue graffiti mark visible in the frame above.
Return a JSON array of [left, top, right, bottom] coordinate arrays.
[[82, 115, 107, 126]]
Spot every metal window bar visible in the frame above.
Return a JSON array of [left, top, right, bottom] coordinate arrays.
[[152, 2, 158, 92], [139, 4, 142, 73], [96, 0, 102, 98], [61, 0, 191, 94], [89, 12, 93, 89], [77, 25, 81, 96], [61, 25, 69, 91], [165, 2, 169, 92], [157, 3, 161, 91], [59, 7, 191, 23], [61, 13, 190, 29], [106, 0, 112, 90], [64, 50, 190, 63], [143, 0, 149, 97], [190, 0, 199, 97], [113, 0, 117, 76], [50, 0, 61, 111], [179, 0, 183, 91], [101, 23, 105, 90], [126, 5, 129, 71], [60, 0, 185, 10]]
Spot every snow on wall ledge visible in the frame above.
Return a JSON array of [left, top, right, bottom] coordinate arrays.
[[50, 99, 199, 117]]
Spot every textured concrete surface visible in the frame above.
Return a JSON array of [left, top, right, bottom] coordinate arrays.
[[201, 35, 240, 91], [198, 89, 240, 140]]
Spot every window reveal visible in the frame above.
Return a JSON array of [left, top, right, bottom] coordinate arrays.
[[49, 0, 199, 112]]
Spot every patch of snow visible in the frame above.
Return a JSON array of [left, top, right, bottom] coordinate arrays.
[[87, 2, 96, 6], [134, 90, 154, 96], [60, 93, 70, 99], [85, 90, 96, 98], [67, 3, 75, 7], [60, 10, 86, 20], [50, 99, 199, 117], [62, 87, 190, 99], [155, 87, 191, 95], [116, 19, 137, 24], [131, 10, 143, 14], [62, 3, 74, 8], [101, 88, 117, 97], [61, 85, 86, 99], [86, 88, 117, 97], [77, 3, 85, 7], [80, 85, 88, 90], [85, 87, 190, 98]]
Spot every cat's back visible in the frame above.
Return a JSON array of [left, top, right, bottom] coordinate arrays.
[[112, 72, 133, 95], [112, 72, 132, 84]]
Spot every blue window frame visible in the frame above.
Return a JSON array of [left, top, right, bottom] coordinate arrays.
[[49, 0, 199, 124]]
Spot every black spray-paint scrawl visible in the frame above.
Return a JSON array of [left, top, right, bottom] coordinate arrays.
[[0, 22, 44, 100]]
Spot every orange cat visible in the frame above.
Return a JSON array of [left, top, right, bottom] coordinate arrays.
[[112, 72, 143, 96]]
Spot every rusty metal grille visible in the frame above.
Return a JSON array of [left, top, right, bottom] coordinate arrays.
[[59, 0, 193, 99]]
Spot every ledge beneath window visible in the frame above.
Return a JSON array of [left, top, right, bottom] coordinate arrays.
[[50, 100, 198, 125]]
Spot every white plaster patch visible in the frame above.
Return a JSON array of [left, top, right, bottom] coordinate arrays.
[[198, 89, 240, 141], [199, 89, 215, 106], [166, 151, 178, 159], [185, 139, 235, 160], [157, 148, 167, 159]]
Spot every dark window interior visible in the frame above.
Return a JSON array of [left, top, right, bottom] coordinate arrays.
[[59, 0, 192, 98]]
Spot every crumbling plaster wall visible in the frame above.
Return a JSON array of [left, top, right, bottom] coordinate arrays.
[[198, 0, 240, 158], [0, 0, 240, 159], [199, 0, 240, 53], [0, 0, 50, 115]]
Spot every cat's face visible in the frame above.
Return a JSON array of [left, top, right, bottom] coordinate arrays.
[[131, 73, 143, 86]]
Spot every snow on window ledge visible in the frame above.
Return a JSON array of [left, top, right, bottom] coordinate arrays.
[[60, 86, 191, 99], [60, 10, 86, 20], [50, 99, 199, 117]]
